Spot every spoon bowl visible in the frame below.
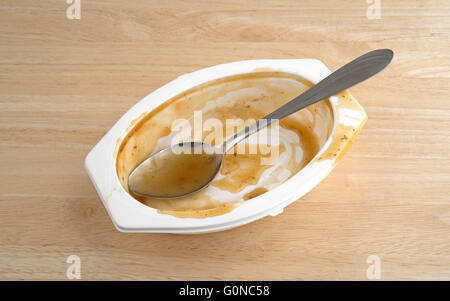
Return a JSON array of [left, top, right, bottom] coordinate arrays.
[[128, 142, 224, 198]]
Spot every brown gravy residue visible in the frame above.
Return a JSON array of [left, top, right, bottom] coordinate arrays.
[[116, 72, 335, 218]]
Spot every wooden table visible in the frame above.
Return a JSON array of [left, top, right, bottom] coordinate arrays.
[[1, 0, 449, 280]]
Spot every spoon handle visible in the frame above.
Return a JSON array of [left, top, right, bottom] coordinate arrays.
[[224, 49, 393, 152]]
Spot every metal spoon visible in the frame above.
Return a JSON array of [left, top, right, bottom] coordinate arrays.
[[128, 49, 393, 198]]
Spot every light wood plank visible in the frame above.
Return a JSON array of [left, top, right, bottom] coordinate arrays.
[[0, 0, 449, 280]]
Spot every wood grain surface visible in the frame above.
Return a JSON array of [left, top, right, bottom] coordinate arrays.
[[0, 0, 449, 280]]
